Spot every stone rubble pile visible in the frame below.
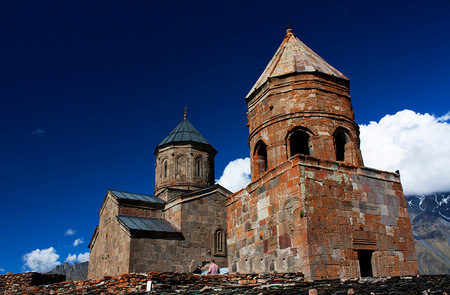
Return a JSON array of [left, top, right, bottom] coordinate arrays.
[[0, 271, 449, 294]]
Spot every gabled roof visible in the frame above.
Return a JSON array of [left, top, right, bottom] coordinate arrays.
[[109, 189, 165, 205], [156, 118, 213, 151], [247, 29, 348, 99], [165, 183, 232, 210]]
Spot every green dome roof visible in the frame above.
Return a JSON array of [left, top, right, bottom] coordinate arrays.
[[155, 118, 213, 151]]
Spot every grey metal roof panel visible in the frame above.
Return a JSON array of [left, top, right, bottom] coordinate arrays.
[[117, 216, 180, 233], [156, 118, 212, 147], [109, 189, 165, 204]]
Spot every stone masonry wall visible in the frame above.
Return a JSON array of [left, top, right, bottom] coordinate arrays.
[[118, 204, 164, 219], [227, 154, 418, 280], [246, 73, 363, 178], [179, 191, 228, 268], [155, 144, 214, 199], [128, 191, 228, 273], [88, 195, 131, 280]]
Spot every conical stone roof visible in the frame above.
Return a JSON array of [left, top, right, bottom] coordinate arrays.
[[246, 29, 348, 99], [155, 117, 213, 152]]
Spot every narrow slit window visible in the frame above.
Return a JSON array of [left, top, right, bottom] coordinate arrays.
[[214, 228, 226, 256], [195, 157, 202, 178]]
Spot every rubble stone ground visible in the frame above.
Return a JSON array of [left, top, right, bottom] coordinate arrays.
[[0, 271, 448, 294]]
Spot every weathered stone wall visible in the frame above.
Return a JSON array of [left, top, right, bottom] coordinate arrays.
[[128, 191, 228, 273], [227, 155, 418, 280], [154, 143, 215, 199], [178, 191, 228, 268], [246, 73, 363, 178], [118, 204, 164, 219], [129, 238, 189, 273], [88, 194, 131, 280]]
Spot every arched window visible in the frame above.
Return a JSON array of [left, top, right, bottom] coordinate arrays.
[[254, 140, 268, 175], [334, 128, 348, 162], [176, 155, 187, 179], [214, 228, 226, 256], [194, 157, 202, 178], [288, 128, 310, 157]]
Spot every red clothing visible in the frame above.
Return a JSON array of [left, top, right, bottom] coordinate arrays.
[[208, 262, 220, 274]]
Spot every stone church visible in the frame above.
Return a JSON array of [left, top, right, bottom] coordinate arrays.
[[89, 29, 418, 280], [88, 113, 231, 279]]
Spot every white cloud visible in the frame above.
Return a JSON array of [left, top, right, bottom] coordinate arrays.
[[216, 157, 251, 192], [216, 110, 450, 196], [32, 128, 45, 136], [360, 110, 450, 195], [65, 252, 89, 264], [65, 229, 75, 236], [438, 111, 450, 122], [23, 247, 60, 273], [73, 238, 84, 247], [0, 267, 5, 273], [65, 254, 77, 263], [77, 252, 90, 262]]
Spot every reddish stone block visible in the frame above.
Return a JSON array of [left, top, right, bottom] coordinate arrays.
[[362, 184, 371, 192], [279, 233, 291, 249], [259, 219, 266, 226]]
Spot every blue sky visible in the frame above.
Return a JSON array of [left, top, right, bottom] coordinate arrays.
[[1, 0, 450, 274]]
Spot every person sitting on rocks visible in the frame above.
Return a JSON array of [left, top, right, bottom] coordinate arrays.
[[207, 259, 219, 275], [193, 265, 202, 274]]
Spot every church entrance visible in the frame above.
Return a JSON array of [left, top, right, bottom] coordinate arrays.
[[357, 250, 373, 277]]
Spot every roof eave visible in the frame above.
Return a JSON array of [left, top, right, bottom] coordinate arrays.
[[154, 140, 217, 156], [246, 70, 349, 102]]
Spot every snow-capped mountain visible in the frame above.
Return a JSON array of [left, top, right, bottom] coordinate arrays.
[[407, 192, 450, 221], [405, 192, 450, 275]]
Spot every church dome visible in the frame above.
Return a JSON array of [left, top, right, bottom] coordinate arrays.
[[155, 118, 215, 154]]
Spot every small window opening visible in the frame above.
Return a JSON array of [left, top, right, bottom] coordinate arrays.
[[195, 157, 202, 178], [289, 130, 310, 156], [334, 130, 347, 161], [214, 228, 226, 256], [254, 141, 268, 175], [357, 250, 373, 277], [217, 231, 223, 252], [164, 161, 167, 178], [176, 155, 187, 179]]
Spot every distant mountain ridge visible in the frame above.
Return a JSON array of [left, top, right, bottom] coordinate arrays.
[[48, 261, 88, 281], [407, 192, 450, 221], [406, 192, 450, 274]]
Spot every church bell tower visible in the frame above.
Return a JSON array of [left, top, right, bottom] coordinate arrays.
[[247, 28, 363, 180], [226, 29, 417, 280], [154, 111, 216, 201]]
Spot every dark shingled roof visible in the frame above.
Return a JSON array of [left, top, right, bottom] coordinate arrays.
[[117, 216, 180, 233], [156, 118, 211, 148], [109, 189, 165, 204]]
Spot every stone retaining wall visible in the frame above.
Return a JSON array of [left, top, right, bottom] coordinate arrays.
[[1, 271, 449, 294]]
